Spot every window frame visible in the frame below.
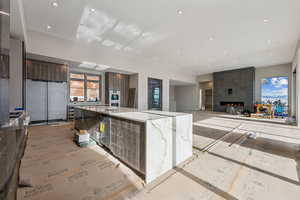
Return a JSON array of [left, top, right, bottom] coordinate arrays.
[[260, 76, 289, 105], [69, 72, 101, 102], [70, 78, 85, 102]]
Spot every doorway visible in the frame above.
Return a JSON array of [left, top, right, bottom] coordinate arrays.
[[199, 81, 213, 111], [148, 78, 162, 110], [205, 89, 213, 111]]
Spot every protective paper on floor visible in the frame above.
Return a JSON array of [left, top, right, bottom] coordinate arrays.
[[18, 124, 143, 200]]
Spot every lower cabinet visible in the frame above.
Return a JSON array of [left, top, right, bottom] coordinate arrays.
[[110, 118, 145, 173]]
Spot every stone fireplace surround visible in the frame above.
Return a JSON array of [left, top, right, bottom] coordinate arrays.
[[213, 67, 255, 112]]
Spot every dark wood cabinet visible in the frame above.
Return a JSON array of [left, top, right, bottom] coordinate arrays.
[[105, 72, 129, 107], [26, 59, 68, 82]]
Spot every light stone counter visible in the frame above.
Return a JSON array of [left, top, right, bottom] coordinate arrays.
[[144, 110, 193, 166], [110, 112, 166, 122], [77, 106, 167, 122], [76, 105, 138, 115], [143, 110, 188, 117]]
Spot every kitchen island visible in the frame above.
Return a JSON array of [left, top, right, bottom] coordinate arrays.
[[143, 110, 193, 166], [74, 106, 192, 183]]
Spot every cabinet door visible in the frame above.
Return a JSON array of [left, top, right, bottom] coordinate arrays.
[[26, 80, 47, 122], [0, 78, 9, 124], [48, 82, 67, 120]]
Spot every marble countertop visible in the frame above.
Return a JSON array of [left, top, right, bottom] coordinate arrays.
[[111, 112, 166, 122], [75, 106, 166, 122], [77, 105, 138, 114], [143, 110, 191, 117]]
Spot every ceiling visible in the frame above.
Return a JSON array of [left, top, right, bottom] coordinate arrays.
[[22, 0, 300, 77]]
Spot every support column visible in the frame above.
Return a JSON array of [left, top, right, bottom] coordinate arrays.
[[9, 39, 23, 111], [291, 71, 296, 117], [297, 54, 300, 128], [162, 78, 170, 111], [0, 0, 10, 125]]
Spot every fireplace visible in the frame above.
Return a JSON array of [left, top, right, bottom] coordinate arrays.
[[220, 101, 244, 107], [213, 67, 255, 112]]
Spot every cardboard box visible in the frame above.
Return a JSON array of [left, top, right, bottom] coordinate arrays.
[[74, 132, 90, 143], [79, 130, 87, 134]]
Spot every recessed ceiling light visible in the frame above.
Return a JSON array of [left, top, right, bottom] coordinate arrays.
[[263, 19, 269, 23], [177, 10, 183, 15], [47, 25, 52, 29], [90, 8, 96, 12], [51, 1, 58, 7], [209, 37, 214, 41]]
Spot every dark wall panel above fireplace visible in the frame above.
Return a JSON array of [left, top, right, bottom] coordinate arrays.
[[213, 67, 255, 112]]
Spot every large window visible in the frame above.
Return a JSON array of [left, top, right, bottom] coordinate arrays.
[[70, 79, 85, 101], [87, 75, 100, 101], [261, 76, 288, 117], [70, 73, 101, 102], [261, 77, 288, 104]]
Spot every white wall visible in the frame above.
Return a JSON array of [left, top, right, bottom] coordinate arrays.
[[162, 78, 170, 111], [296, 60, 300, 127], [291, 72, 296, 116], [255, 64, 292, 108], [174, 85, 198, 112], [199, 81, 213, 110], [169, 85, 176, 111], [293, 39, 300, 127], [197, 73, 213, 82], [9, 38, 23, 111]]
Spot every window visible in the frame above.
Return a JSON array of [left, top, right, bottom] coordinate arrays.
[[261, 76, 288, 117], [70, 73, 84, 79], [87, 77, 100, 101], [87, 75, 99, 81], [261, 77, 288, 104], [70, 80, 85, 101], [70, 73, 101, 102]]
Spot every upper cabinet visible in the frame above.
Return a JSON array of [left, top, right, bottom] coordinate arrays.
[[26, 59, 68, 82]]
